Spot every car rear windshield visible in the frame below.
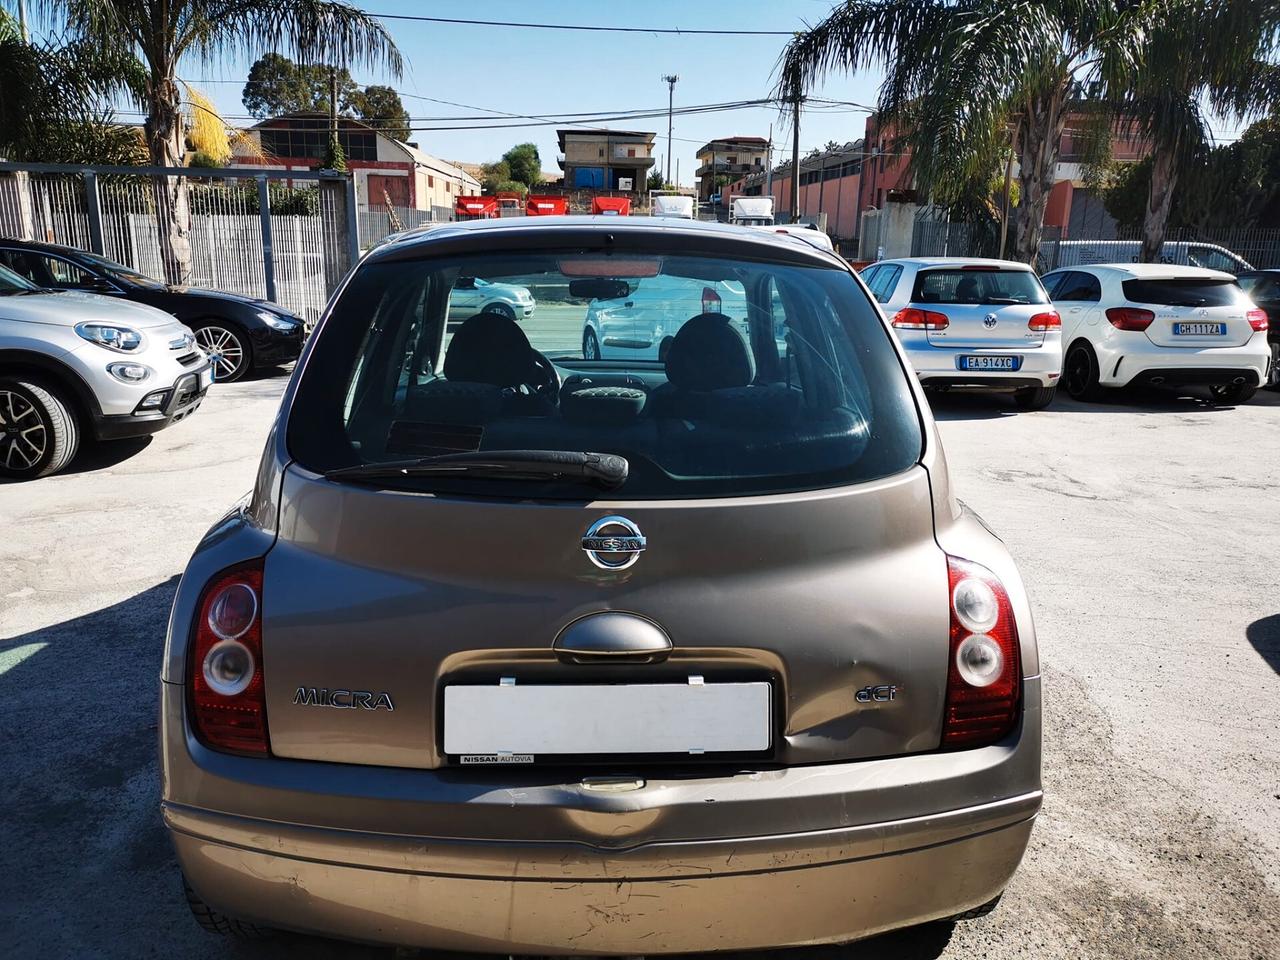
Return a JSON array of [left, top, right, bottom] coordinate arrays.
[[912, 268, 1049, 305], [1121, 278, 1248, 307], [288, 249, 923, 499]]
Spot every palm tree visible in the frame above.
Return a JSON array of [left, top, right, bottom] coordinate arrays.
[[777, 1, 1160, 264], [37, 0, 401, 282], [1114, 0, 1280, 262]]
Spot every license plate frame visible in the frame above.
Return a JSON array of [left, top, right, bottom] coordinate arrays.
[[1173, 322, 1227, 336], [957, 355, 1023, 371], [443, 681, 773, 761]]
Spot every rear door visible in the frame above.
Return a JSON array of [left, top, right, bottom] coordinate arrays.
[[915, 266, 1051, 348], [1052, 270, 1103, 342], [1122, 276, 1256, 348]]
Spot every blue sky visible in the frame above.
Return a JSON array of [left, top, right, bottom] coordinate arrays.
[[159, 0, 885, 181]]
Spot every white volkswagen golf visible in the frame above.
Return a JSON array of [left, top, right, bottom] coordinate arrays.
[[864, 258, 1062, 410], [1040, 263, 1270, 405]]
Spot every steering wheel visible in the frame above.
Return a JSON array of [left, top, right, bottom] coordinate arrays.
[[527, 350, 561, 399]]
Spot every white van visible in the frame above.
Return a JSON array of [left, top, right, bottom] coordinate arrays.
[[1045, 240, 1252, 274], [651, 195, 695, 219]]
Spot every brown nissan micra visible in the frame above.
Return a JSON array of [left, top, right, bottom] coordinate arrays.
[[161, 216, 1042, 952]]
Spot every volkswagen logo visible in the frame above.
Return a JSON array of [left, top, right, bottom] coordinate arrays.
[[983, 313, 998, 328], [582, 516, 646, 570]]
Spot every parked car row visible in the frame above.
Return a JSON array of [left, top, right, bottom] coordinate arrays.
[[0, 240, 308, 479], [860, 257, 1273, 408]]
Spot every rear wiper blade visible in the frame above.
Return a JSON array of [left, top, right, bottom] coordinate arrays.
[[981, 297, 1024, 305], [324, 450, 629, 489]]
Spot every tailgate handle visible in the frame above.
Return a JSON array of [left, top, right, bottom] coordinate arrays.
[[553, 611, 672, 664]]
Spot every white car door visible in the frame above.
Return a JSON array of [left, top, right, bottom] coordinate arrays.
[[1050, 270, 1103, 343]]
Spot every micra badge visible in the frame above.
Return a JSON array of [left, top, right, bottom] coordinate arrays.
[[856, 684, 899, 703]]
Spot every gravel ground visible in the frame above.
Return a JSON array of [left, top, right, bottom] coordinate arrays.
[[1, 374, 1277, 960]]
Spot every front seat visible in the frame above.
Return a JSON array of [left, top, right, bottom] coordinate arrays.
[[408, 313, 553, 422]]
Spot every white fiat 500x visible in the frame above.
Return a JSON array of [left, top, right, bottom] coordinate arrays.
[[1040, 263, 1270, 405], [864, 258, 1062, 410]]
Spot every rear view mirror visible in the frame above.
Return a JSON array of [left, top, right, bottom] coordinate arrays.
[[569, 279, 631, 301]]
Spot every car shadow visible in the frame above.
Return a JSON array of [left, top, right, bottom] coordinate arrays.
[[928, 384, 1277, 421], [1246, 614, 1280, 674], [0, 583, 954, 960], [924, 391, 1022, 421], [0, 435, 153, 483]]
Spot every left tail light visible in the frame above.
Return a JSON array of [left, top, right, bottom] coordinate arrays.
[[702, 286, 722, 314], [189, 560, 269, 755], [1247, 308, 1268, 332], [942, 556, 1021, 749], [1028, 311, 1061, 331]]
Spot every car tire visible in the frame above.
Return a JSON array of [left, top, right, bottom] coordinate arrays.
[[1063, 342, 1105, 402], [1207, 380, 1258, 406], [482, 302, 517, 321], [0, 378, 79, 479], [183, 881, 273, 940], [194, 322, 252, 383], [1013, 384, 1056, 411], [1266, 342, 1279, 391], [583, 327, 601, 360]]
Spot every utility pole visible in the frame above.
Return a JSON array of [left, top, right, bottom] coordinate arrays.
[[765, 122, 773, 201], [789, 90, 802, 223], [329, 68, 339, 141], [662, 74, 679, 187]]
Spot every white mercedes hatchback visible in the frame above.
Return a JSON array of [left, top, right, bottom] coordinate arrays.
[[1040, 263, 1270, 405], [864, 258, 1062, 410]]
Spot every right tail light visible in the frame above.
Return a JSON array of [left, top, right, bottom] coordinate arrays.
[[1106, 306, 1155, 331], [942, 556, 1021, 748], [1246, 308, 1268, 332], [188, 560, 269, 755], [1028, 311, 1061, 331], [892, 307, 950, 330]]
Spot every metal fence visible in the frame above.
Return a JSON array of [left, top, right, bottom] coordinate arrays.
[[355, 203, 454, 248], [0, 162, 359, 321], [1037, 225, 1280, 272]]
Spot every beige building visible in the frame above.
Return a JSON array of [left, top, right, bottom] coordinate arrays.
[[695, 137, 770, 202], [557, 129, 656, 193]]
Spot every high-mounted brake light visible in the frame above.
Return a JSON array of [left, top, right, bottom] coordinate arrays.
[[189, 561, 269, 755], [1028, 311, 1061, 331], [960, 264, 999, 271], [702, 286, 723, 314], [1246, 308, 1268, 332], [942, 556, 1020, 748], [1106, 306, 1155, 331], [892, 307, 949, 330]]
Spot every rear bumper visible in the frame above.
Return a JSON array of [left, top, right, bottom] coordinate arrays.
[[904, 343, 1061, 389], [161, 676, 1041, 952], [1096, 334, 1270, 387], [168, 796, 1036, 954]]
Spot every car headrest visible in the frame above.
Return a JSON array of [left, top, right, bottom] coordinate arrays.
[[955, 276, 980, 301], [443, 312, 539, 387], [664, 313, 754, 391]]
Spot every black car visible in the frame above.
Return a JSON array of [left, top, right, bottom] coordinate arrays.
[[0, 240, 303, 382], [1237, 270, 1280, 389]]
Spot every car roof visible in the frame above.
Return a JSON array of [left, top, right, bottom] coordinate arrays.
[[874, 257, 1036, 271], [1064, 262, 1237, 281], [369, 215, 845, 268], [0, 238, 91, 259]]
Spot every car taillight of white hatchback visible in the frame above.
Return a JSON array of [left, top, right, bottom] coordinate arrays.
[[943, 556, 1021, 747], [188, 561, 269, 755]]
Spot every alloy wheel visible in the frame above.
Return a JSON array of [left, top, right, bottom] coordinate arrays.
[[583, 329, 600, 360], [0, 389, 49, 472], [1064, 347, 1091, 397], [195, 325, 247, 381]]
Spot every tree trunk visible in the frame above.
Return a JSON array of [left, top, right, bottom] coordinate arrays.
[[144, 71, 192, 285], [1012, 87, 1067, 266], [1140, 146, 1179, 263]]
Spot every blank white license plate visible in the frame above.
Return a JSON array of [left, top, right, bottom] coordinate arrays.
[[443, 682, 772, 757], [1173, 322, 1226, 335]]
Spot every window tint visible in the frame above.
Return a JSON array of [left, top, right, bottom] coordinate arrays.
[[0, 263, 38, 292], [1040, 272, 1065, 299], [912, 268, 1049, 305], [1121, 278, 1249, 307], [1186, 247, 1239, 273], [290, 250, 923, 500], [866, 264, 901, 303], [1054, 271, 1101, 302]]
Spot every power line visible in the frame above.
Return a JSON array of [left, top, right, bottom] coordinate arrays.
[[363, 12, 796, 36]]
